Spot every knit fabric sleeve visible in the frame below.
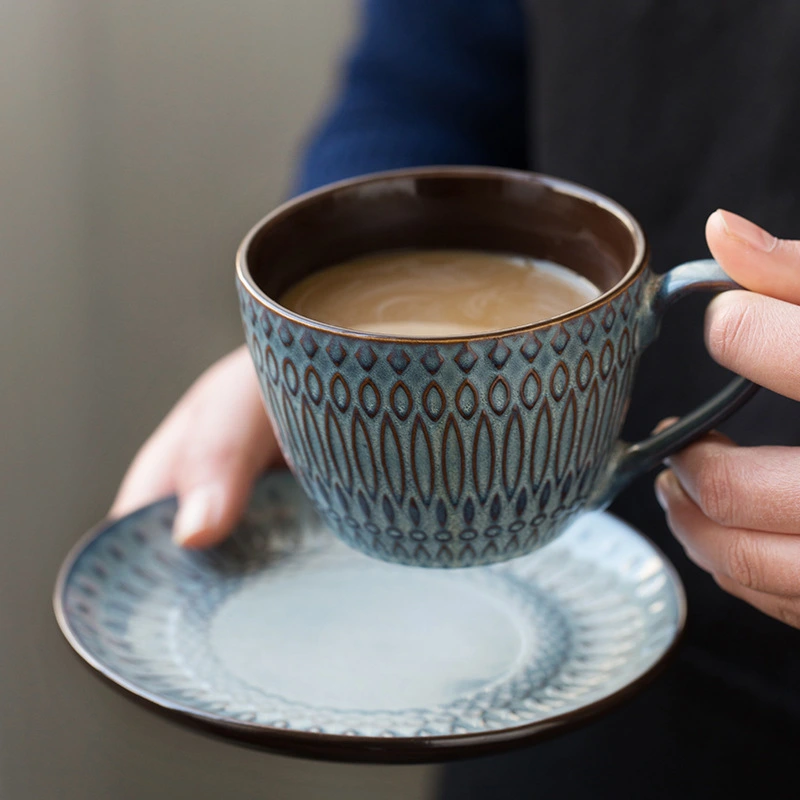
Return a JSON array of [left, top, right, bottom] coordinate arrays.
[[293, 0, 528, 195]]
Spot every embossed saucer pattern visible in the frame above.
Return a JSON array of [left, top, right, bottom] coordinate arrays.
[[54, 473, 685, 762]]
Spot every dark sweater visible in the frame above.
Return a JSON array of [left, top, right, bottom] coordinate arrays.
[[294, 0, 527, 192], [294, 1, 800, 794]]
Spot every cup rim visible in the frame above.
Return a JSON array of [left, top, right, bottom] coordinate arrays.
[[235, 166, 650, 343]]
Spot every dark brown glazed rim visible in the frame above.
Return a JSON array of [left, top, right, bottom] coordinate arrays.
[[235, 166, 651, 344], [53, 505, 686, 764]]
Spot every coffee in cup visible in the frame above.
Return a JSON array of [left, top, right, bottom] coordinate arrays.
[[279, 249, 601, 337]]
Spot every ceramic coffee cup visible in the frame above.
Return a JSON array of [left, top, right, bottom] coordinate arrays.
[[236, 167, 756, 568]]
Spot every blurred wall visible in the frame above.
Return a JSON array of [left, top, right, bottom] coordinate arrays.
[[0, 1, 437, 797]]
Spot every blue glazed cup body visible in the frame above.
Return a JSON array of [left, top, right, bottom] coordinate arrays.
[[236, 167, 755, 567]]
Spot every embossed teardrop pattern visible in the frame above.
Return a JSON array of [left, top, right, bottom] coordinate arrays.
[[304, 366, 322, 405], [576, 380, 600, 473], [577, 352, 593, 391], [597, 368, 619, 459], [530, 401, 552, 493], [520, 370, 541, 409], [239, 275, 645, 567], [359, 378, 381, 419], [472, 412, 495, 504], [325, 402, 352, 493], [422, 381, 446, 422], [380, 413, 405, 504], [330, 373, 350, 412], [390, 381, 412, 421], [456, 380, 478, 420], [265, 346, 279, 383], [502, 407, 525, 499], [556, 391, 577, 483], [283, 358, 299, 395], [411, 414, 435, 507], [489, 375, 511, 415], [301, 396, 330, 483], [281, 387, 306, 467], [442, 414, 465, 506], [351, 410, 378, 500]]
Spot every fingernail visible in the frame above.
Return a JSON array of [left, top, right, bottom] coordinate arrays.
[[173, 486, 223, 546], [651, 417, 679, 435], [717, 209, 777, 253], [655, 470, 675, 511]]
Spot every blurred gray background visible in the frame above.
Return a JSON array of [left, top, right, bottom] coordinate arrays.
[[1, 1, 437, 797]]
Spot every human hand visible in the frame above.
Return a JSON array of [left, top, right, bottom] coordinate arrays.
[[655, 209, 800, 629], [110, 345, 282, 548]]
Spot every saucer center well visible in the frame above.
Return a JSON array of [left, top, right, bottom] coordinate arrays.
[[208, 560, 527, 711]]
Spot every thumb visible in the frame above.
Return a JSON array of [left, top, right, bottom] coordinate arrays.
[[705, 209, 800, 304]]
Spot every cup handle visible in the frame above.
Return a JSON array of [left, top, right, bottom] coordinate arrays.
[[592, 259, 759, 508]]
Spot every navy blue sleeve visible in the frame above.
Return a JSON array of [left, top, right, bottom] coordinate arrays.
[[293, 0, 528, 194]]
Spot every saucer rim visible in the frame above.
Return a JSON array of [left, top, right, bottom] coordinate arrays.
[[53, 488, 687, 764]]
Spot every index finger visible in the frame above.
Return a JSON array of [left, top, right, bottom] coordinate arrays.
[[705, 291, 800, 401], [109, 416, 182, 518]]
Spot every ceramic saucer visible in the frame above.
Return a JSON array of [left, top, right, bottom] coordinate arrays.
[[54, 472, 685, 762]]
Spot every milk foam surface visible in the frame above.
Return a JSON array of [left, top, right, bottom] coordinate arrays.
[[280, 250, 602, 336]]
